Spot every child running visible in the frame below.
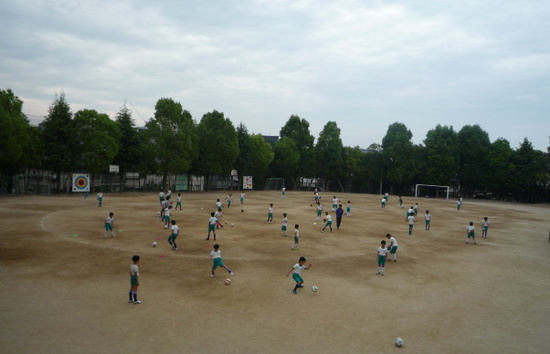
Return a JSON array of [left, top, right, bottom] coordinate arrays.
[[466, 221, 476, 244], [281, 213, 288, 237], [481, 217, 490, 238], [210, 244, 233, 277], [128, 255, 141, 304], [104, 212, 115, 238], [206, 212, 218, 240], [163, 205, 172, 229], [292, 224, 300, 250], [316, 203, 323, 221], [215, 208, 224, 229], [376, 240, 389, 275], [286, 256, 312, 294], [406, 213, 415, 235], [267, 203, 274, 224], [321, 212, 333, 233], [168, 220, 179, 250], [225, 194, 233, 208]]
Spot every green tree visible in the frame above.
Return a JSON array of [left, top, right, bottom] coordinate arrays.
[[423, 125, 459, 185], [234, 123, 254, 178], [457, 125, 490, 196], [143, 98, 197, 190], [73, 109, 120, 190], [315, 121, 344, 191], [279, 115, 315, 181], [0, 89, 29, 166], [486, 138, 514, 200], [113, 105, 143, 191], [343, 146, 365, 192], [0, 89, 31, 192], [194, 110, 239, 189], [250, 134, 274, 189], [270, 137, 300, 182], [40, 92, 76, 192], [510, 138, 546, 202], [381, 122, 415, 195]]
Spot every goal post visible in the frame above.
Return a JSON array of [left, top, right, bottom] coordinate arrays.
[[265, 178, 284, 191], [415, 184, 450, 200]]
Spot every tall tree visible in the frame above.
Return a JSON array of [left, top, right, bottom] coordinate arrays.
[[113, 105, 143, 191], [270, 137, 300, 183], [143, 98, 197, 190], [315, 121, 344, 191], [194, 110, 239, 189], [73, 109, 120, 189], [510, 138, 546, 202], [234, 123, 254, 179], [457, 125, 490, 195], [40, 92, 76, 192], [279, 115, 315, 179], [0, 89, 31, 192], [381, 122, 415, 194], [485, 138, 514, 200], [249, 134, 274, 189], [343, 146, 365, 193], [423, 125, 459, 185]]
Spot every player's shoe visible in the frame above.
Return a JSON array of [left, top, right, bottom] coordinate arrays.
[[133, 300, 142, 304], [210, 274, 214, 278], [292, 290, 297, 294]]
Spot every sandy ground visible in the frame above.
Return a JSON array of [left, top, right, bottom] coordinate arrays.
[[0, 191, 549, 354]]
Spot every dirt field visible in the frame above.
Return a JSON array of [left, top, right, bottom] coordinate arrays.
[[0, 191, 548, 353]]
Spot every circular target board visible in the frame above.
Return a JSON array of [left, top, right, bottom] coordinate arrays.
[[72, 174, 90, 192]]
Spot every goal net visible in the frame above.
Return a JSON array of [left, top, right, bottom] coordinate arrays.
[[415, 184, 450, 200], [265, 178, 284, 191]]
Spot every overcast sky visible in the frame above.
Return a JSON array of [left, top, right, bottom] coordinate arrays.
[[1, 0, 549, 151]]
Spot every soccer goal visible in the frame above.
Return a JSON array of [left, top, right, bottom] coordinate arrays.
[[265, 178, 284, 191], [415, 184, 450, 200]]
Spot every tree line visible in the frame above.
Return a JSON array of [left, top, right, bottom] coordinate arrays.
[[1, 88, 549, 202]]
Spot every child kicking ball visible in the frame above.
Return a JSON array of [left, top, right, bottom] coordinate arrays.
[[286, 256, 312, 294]]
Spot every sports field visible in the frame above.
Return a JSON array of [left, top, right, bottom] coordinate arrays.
[[0, 191, 548, 353]]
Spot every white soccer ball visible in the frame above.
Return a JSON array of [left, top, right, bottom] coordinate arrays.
[[311, 285, 318, 292], [152, 242, 157, 247], [157, 212, 160, 216], [313, 222, 317, 225], [395, 337, 403, 347], [231, 223, 234, 227], [224, 278, 231, 285]]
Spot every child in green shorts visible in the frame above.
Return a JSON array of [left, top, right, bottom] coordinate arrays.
[[210, 244, 233, 278], [168, 220, 179, 250], [481, 217, 490, 238], [377, 240, 389, 275], [129, 255, 141, 304], [286, 256, 312, 294], [281, 213, 288, 237]]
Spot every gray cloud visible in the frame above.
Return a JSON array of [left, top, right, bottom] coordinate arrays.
[[1, 0, 549, 150]]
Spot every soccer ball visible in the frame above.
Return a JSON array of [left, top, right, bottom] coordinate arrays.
[[224, 278, 231, 285], [152, 242, 157, 247], [395, 337, 403, 347], [313, 222, 317, 225], [157, 212, 160, 216], [311, 285, 318, 292], [231, 223, 234, 227]]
